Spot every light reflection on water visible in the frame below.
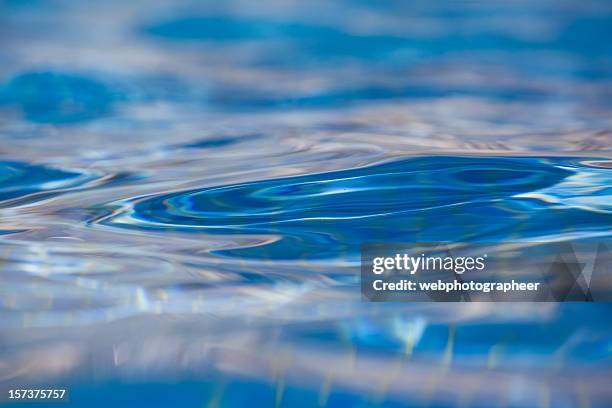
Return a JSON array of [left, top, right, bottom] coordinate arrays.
[[0, 0, 611, 407]]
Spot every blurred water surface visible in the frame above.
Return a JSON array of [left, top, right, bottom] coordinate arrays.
[[0, 0, 611, 407]]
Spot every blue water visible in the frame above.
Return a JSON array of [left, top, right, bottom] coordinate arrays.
[[0, 1, 611, 407], [0, 161, 99, 204], [98, 156, 609, 261]]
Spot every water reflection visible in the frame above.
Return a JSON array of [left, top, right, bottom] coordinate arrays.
[[0, 0, 611, 407]]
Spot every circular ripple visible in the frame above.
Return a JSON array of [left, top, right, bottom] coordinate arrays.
[[99, 156, 611, 260]]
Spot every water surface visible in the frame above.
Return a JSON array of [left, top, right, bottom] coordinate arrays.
[[0, 1, 611, 407]]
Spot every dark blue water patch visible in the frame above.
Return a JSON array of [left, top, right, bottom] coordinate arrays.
[[0, 72, 118, 124], [209, 82, 553, 110], [143, 14, 612, 65], [0, 160, 98, 205], [0, 71, 203, 124], [145, 16, 275, 41], [144, 16, 407, 59], [96, 156, 612, 261], [179, 133, 262, 149], [143, 15, 530, 69], [312, 122, 372, 132], [556, 15, 612, 57], [1, 0, 41, 8]]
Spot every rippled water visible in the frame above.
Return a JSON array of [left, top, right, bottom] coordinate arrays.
[[98, 156, 609, 261], [1, 1, 612, 407]]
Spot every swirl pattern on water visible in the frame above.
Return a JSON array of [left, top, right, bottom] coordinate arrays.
[[0, 161, 100, 206], [99, 156, 610, 260]]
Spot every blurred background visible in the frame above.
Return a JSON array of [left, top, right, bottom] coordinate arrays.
[[0, 0, 611, 407]]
